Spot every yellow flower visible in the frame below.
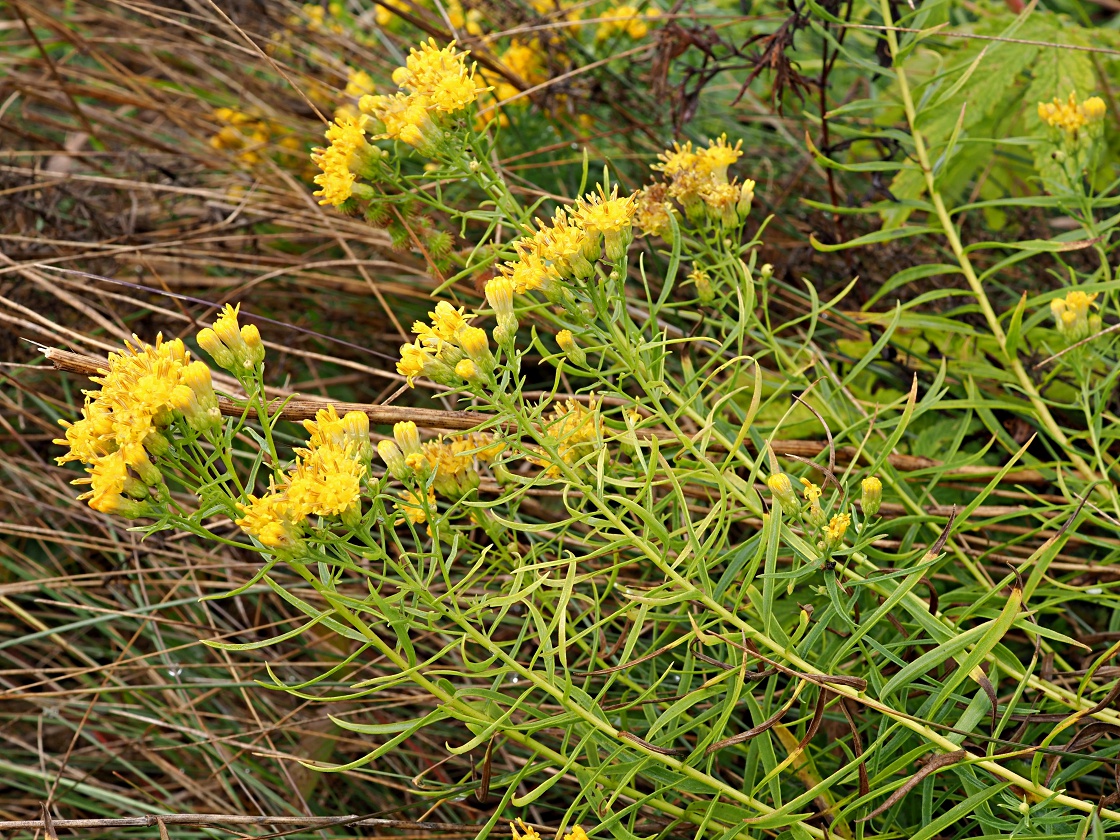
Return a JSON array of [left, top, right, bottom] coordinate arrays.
[[556, 329, 586, 366], [396, 487, 436, 524], [287, 443, 366, 519], [696, 134, 743, 183], [55, 400, 114, 466], [237, 492, 303, 549], [825, 513, 851, 547], [362, 92, 438, 149], [77, 449, 129, 514], [397, 341, 437, 386], [800, 477, 822, 503], [488, 40, 547, 104], [800, 477, 825, 526], [500, 251, 561, 295], [458, 325, 495, 374], [564, 828, 589, 840], [766, 473, 797, 509], [596, 4, 654, 40], [303, 405, 371, 458], [169, 360, 221, 431], [700, 181, 740, 228], [861, 476, 882, 517], [391, 39, 487, 113], [634, 183, 675, 238], [345, 68, 375, 97], [1038, 92, 1107, 135], [570, 184, 637, 262], [510, 820, 542, 840], [652, 140, 699, 178], [311, 113, 373, 206], [486, 275, 519, 344], [413, 301, 474, 347], [688, 266, 714, 303], [1051, 289, 1100, 342]]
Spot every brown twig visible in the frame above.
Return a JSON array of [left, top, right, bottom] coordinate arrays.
[[43, 346, 1048, 483]]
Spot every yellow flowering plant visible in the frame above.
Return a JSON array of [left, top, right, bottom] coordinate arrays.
[[45, 28, 1120, 840]]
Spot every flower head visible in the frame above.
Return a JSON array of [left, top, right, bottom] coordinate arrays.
[[510, 819, 542, 840], [570, 184, 637, 262], [697, 134, 743, 183], [634, 183, 675, 238], [766, 473, 797, 509], [392, 39, 487, 113], [825, 513, 851, 548], [311, 113, 373, 206], [1038, 92, 1107, 136], [236, 492, 303, 550], [1051, 289, 1100, 342], [303, 405, 371, 460], [287, 443, 366, 519], [414, 301, 474, 348], [362, 92, 438, 150], [688, 266, 714, 303], [652, 140, 699, 178]]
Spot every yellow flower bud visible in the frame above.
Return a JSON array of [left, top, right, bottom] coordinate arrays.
[[197, 327, 235, 370], [458, 326, 494, 374], [377, 439, 410, 481], [241, 323, 265, 366], [556, 330, 586, 366], [393, 421, 422, 457], [177, 360, 221, 431], [737, 178, 756, 219], [455, 358, 482, 382], [861, 476, 882, 518], [766, 473, 798, 510]]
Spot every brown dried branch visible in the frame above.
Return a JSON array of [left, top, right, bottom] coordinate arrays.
[[42, 346, 1049, 484]]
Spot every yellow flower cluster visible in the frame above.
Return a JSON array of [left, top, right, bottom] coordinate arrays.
[[359, 40, 488, 150], [377, 421, 504, 524], [210, 108, 302, 167], [236, 406, 371, 549], [638, 135, 754, 233], [825, 513, 851, 548], [55, 336, 220, 516], [396, 301, 496, 388], [197, 304, 266, 374], [764, 472, 877, 553], [1038, 92, 1107, 136], [596, 4, 659, 41], [535, 397, 604, 477], [510, 818, 586, 840], [486, 183, 637, 319], [311, 113, 379, 207], [293, 2, 344, 33], [488, 40, 548, 105], [1051, 289, 1101, 342]]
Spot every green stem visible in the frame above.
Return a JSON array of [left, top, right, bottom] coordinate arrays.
[[877, 0, 1103, 492]]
